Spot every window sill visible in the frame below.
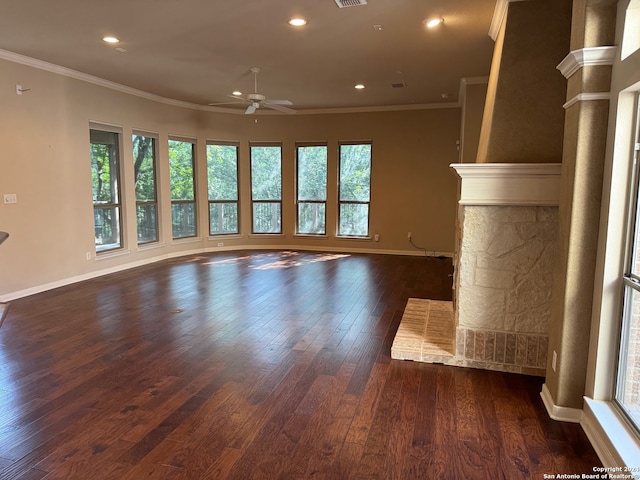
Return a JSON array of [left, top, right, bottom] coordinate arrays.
[[248, 234, 285, 239], [171, 236, 202, 245], [582, 397, 640, 472], [336, 235, 372, 241], [294, 234, 328, 240], [208, 234, 244, 241], [96, 249, 131, 261], [137, 242, 166, 252]]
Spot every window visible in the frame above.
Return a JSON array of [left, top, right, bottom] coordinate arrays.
[[250, 144, 282, 234], [168, 139, 197, 239], [207, 142, 239, 235], [297, 144, 327, 235], [90, 128, 123, 252], [338, 142, 372, 237], [133, 133, 159, 244], [616, 95, 640, 433]]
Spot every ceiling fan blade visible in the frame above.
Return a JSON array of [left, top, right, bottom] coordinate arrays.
[[264, 102, 296, 114], [227, 94, 248, 102], [265, 99, 293, 105], [208, 101, 245, 106], [245, 104, 257, 114]]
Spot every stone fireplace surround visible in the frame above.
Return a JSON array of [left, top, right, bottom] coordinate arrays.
[[449, 163, 562, 376]]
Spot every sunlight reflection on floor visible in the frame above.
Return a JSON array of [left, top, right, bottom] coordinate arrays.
[[202, 251, 350, 270]]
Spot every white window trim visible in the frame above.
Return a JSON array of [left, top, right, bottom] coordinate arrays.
[[90, 124, 126, 254], [583, 86, 640, 471]]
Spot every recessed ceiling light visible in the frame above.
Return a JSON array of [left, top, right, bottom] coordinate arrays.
[[102, 36, 120, 44], [232, 91, 242, 96], [355, 84, 366, 90], [425, 18, 444, 28], [288, 18, 307, 26]]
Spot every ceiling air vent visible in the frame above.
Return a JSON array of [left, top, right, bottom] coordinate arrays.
[[391, 82, 406, 88], [335, 0, 367, 8]]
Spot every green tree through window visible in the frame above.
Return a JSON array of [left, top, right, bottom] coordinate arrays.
[[207, 143, 239, 235], [169, 139, 197, 239], [338, 143, 372, 237], [91, 129, 123, 252], [251, 144, 282, 234], [297, 145, 327, 235], [133, 134, 158, 243]]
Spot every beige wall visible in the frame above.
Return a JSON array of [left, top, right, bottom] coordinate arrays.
[[477, 0, 572, 164], [459, 80, 488, 164], [0, 58, 461, 299]]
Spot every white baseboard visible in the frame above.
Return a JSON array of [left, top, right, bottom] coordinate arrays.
[[540, 383, 583, 423], [0, 244, 454, 302], [2, 250, 178, 302]]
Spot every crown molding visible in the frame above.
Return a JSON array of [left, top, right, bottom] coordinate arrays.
[[450, 163, 562, 206], [563, 92, 611, 110], [296, 102, 461, 115], [0, 48, 218, 111], [458, 76, 489, 104], [557, 46, 617, 79], [489, 0, 531, 41], [0, 48, 460, 116]]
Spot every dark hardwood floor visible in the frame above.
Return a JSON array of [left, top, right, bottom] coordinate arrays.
[[0, 250, 602, 479]]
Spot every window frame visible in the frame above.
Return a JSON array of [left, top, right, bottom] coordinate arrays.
[[296, 143, 328, 236], [615, 92, 640, 435], [132, 132, 159, 245], [90, 125, 124, 254], [168, 137, 198, 240], [250, 142, 283, 235], [206, 141, 240, 236], [337, 141, 372, 238]]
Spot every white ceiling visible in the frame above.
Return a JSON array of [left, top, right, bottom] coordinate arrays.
[[0, 0, 497, 112]]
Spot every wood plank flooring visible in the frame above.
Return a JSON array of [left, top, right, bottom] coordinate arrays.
[[0, 250, 603, 479]]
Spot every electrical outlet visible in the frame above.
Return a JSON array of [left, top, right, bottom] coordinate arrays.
[[374, 234, 379, 242], [85, 252, 92, 261], [3, 193, 17, 204], [217, 242, 224, 247], [552, 351, 557, 371], [407, 231, 412, 239]]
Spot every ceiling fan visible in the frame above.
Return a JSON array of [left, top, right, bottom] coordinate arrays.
[[209, 67, 296, 115]]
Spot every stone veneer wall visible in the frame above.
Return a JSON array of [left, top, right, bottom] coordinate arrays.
[[455, 205, 558, 376]]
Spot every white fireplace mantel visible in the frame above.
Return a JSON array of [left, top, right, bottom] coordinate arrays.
[[450, 163, 562, 206]]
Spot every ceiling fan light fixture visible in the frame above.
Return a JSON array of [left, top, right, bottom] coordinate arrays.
[[288, 18, 307, 27], [226, 67, 296, 115]]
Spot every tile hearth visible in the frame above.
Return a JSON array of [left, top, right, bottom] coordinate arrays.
[[391, 298, 455, 363]]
